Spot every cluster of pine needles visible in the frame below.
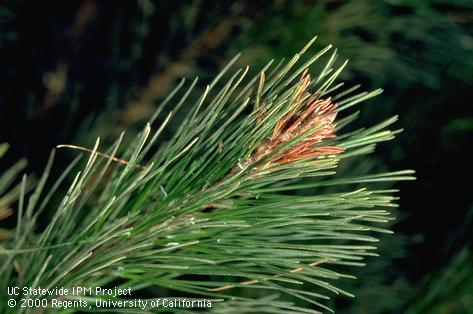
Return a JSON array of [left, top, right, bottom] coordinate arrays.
[[0, 37, 414, 313]]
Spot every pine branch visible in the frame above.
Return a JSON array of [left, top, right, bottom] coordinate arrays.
[[0, 38, 414, 313]]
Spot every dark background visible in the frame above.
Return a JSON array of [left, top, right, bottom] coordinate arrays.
[[1, 1, 472, 312]]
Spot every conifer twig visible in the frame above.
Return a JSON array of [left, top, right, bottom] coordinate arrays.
[[1, 39, 415, 314]]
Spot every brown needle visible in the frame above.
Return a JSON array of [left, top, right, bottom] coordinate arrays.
[[56, 144, 147, 170], [209, 259, 329, 292]]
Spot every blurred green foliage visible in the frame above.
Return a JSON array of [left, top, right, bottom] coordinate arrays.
[[236, 0, 473, 87]]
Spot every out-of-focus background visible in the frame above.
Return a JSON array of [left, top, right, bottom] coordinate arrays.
[[1, 1, 472, 312]]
